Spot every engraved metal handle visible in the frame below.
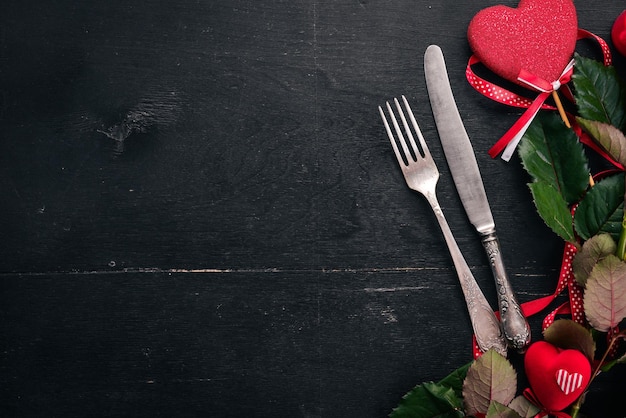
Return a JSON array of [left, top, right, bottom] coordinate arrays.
[[425, 191, 507, 357], [481, 231, 531, 352]]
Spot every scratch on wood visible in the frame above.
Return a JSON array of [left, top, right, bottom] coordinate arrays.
[[1, 266, 444, 277], [363, 286, 429, 293], [322, 267, 440, 273], [143, 378, 221, 384]]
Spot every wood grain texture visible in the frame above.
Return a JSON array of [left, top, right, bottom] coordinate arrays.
[[0, 270, 558, 416], [1, 0, 626, 416]]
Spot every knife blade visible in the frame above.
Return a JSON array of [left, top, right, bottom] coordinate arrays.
[[424, 44, 531, 351]]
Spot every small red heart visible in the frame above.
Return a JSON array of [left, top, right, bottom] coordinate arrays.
[[612, 10, 626, 56], [524, 341, 591, 412], [467, 0, 578, 85]]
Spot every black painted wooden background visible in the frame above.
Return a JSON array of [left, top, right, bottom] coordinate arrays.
[[2, 1, 626, 416]]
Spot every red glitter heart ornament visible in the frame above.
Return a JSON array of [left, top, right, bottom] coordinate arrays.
[[524, 341, 591, 412], [467, 0, 578, 85]]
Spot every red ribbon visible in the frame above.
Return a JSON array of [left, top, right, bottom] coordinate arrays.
[[465, 29, 612, 161], [523, 388, 573, 418], [525, 242, 586, 331]]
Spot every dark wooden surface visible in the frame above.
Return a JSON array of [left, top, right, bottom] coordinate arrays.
[[2, 1, 625, 416]]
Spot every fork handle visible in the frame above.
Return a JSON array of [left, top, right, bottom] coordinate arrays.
[[480, 232, 531, 352], [425, 192, 508, 357]]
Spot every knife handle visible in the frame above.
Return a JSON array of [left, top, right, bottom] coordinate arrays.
[[425, 193, 508, 357], [481, 232, 531, 352]]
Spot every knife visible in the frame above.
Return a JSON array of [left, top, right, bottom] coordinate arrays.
[[424, 44, 531, 352]]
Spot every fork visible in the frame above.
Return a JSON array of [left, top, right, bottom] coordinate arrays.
[[379, 96, 507, 357]]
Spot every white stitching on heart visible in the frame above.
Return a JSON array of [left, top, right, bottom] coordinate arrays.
[[555, 369, 583, 395]]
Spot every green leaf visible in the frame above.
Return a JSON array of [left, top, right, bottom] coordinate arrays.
[[463, 350, 517, 417], [519, 112, 590, 204], [601, 356, 626, 373], [572, 54, 626, 132], [390, 364, 470, 418], [572, 233, 617, 287], [389, 382, 464, 418], [584, 255, 626, 332], [438, 362, 471, 399], [600, 358, 619, 372], [616, 214, 626, 261], [574, 174, 625, 241], [543, 319, 596, 361], [528, 182, 576, 243], [576, 118, 626, 166], [508, 396, 541, 418], [486, 401, 523, 418]]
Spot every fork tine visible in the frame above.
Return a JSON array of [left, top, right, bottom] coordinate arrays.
[[393, 97, 422, 160], [378, 103, 409, 168], [400, 95, 430, 159], [385, 101, 414, 165], [378, 105, 405, 167]]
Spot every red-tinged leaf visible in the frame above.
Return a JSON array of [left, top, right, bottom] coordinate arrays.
[[486, 401, 523, 418], [584, 255, 626, 332], [486, 401, 522, 418], [463, 350, 517, 417], [543, 319, 595, 361], [508, 396, 541, 418], [576, 118, 626, 166], [572, 234, 616, 287]]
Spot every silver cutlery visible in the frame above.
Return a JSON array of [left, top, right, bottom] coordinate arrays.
[[424, 45, 531, 351], [379, 96, 507, 357]]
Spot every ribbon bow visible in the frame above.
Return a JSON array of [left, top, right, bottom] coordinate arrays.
[[488, 60, 575, 161]]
